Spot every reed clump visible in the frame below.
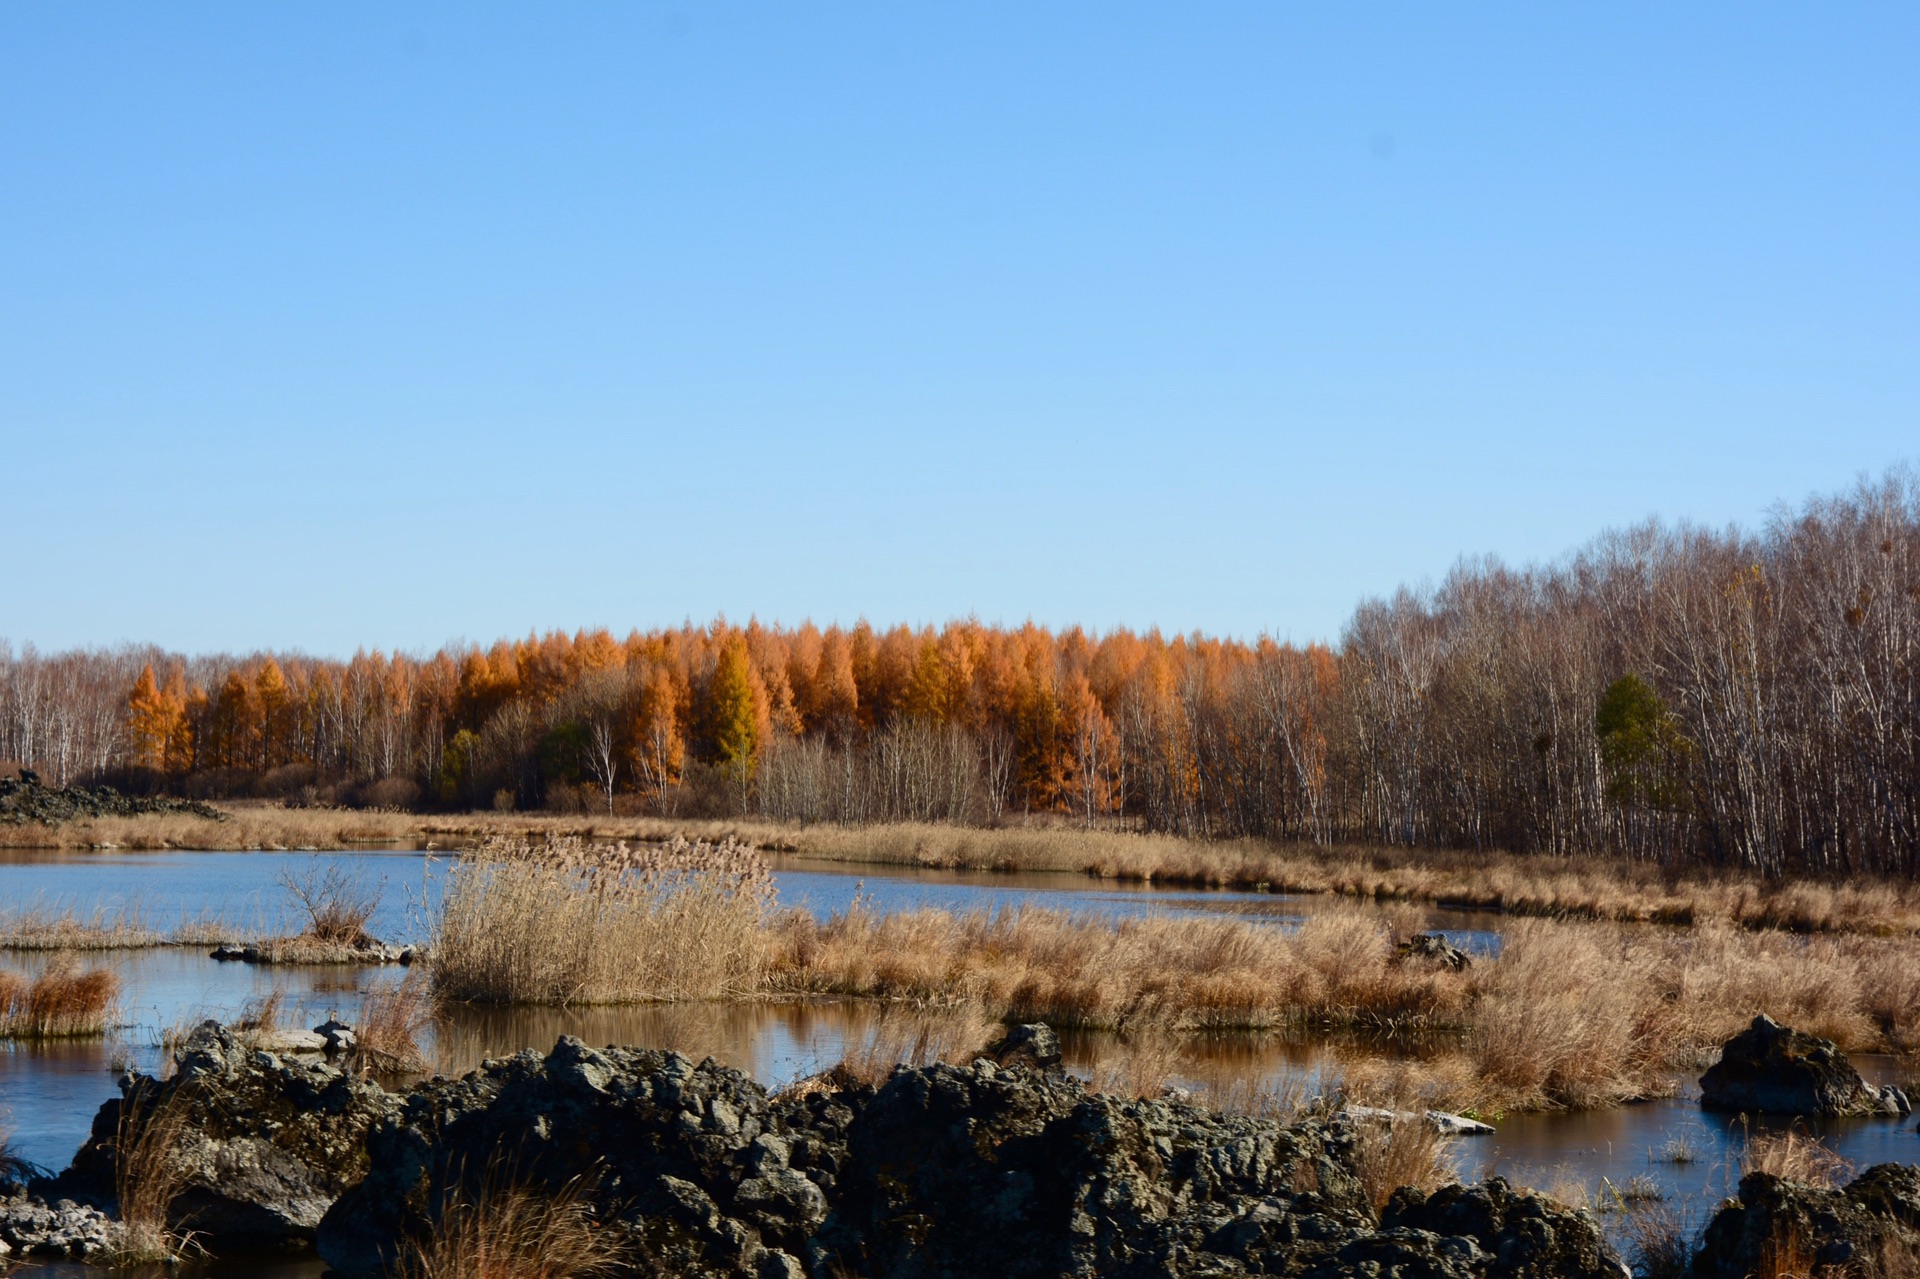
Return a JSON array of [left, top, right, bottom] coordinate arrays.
[[767, 901, 1474, 1033], [1741, 1126, 1854, 1189], [394, 1164, 626, 1279], [1346, 1101, 1459, 1213], [109, 1082, 196, 1264], [354, 971, 436, 1075], [431, 835, 774, 1005], [0, 957, 119, 1038]]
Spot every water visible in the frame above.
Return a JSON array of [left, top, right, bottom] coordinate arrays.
[[0, 846, 1910, 1271]]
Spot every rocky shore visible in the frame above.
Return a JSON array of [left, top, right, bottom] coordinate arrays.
[[4, 1019, 1917, 1275], [0, 775, 225, 826]]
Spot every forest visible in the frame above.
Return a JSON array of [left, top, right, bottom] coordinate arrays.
[[3, 468, 1915, 879]]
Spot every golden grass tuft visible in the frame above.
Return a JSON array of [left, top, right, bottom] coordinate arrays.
[[395, 1164, 626, 1279], [431, 835, 774, 1005], [109, 1083, 196, 1264], [808, 1006, 999, 1089], [1741, 1126, 1854, 1190], [0, 957, 119, 1038], [354, 971, 436, 1075], [1346, 1098, 1459, 1214]]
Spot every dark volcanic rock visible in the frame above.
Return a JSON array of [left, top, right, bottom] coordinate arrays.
[[988, 1021, 1064, 1070], [318, 1036, 1630, 1279], [1692, 1165, 1920, 1278], [1395, 933, 1474, 971], [1377, 1179, 1628, 1278], [318, 1036, 846, 1279], [54, 1021, 398, 1249], [0, 775, 225, 826], [1700, 1015, 1909, 1116]]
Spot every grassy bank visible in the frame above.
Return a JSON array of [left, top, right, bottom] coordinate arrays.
[[12, 805, 1920, 940]]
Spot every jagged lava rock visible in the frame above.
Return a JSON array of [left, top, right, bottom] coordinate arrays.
[[318, 1036, 1630, 1279], [1692, 1164, 1920, 1278], [54, 1020, 399, 1248], [1700, 1015, 1910, 1116]]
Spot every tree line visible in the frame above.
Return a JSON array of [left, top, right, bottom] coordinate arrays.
[[2, 468, 1915, 878]]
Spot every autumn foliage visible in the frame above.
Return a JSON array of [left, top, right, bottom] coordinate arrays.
[[1, 468, 1917, 878]]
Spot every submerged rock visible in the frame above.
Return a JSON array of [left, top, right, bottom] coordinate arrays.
[[1344, 1105, 1495, 1137], [1692, 1164, 1920, 1278], [53, 1020, 399, 1249], [316, 1035, 1627, 1279], [1700, 1015, 1910, 1116]]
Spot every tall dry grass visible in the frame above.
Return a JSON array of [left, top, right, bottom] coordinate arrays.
[[394, 1164, 626, 1279], [801, 1006, 999, 1090], [354, 971, 435, 1075], [767, 901, 1473, 1033], [431, 835, 774, 1005], [0, 958, 118, 1038], [1741, 1126, 1854, 1190], [110, 1083, 196, 1263], [1347, 1102, 1459, 1213], [771, 903, 1920, 1113]]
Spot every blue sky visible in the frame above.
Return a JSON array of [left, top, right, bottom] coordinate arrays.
[[3, 4, 1914, 656]]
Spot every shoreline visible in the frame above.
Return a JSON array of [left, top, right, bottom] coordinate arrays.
[[6, 806, 1920, 939]]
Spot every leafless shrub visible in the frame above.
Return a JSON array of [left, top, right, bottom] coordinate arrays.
[[278, 862, 383, 947]]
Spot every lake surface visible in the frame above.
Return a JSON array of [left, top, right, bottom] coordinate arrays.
[[0, 847, 1911, 1272]]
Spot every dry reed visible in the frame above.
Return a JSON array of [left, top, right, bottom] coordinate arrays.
[[354, 971, 435, 1075], [809, 1006, 998, 1089], [431, 835, 774, 1005], [110, 1082, 196, 1264], [1345, 1099, 1459, 1214], [394, 1164, 626, 1279], [1741, 1126, 1854, 1190], [0, 958, 119, 1038]]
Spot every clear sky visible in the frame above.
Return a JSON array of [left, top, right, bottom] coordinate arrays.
[[3, 4, 1914, 657]]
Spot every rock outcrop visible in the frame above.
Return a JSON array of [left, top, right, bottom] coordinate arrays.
[[53, 1021, 400, 1248], [1699, 1015, 1910, 1116], [1395, 932, 1474, 971], [0, 775, 225, 826], [0, 1193, 122, 1260], [317, 1035, 1627, 1279], [1691, 1164, 1920, 1278]]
